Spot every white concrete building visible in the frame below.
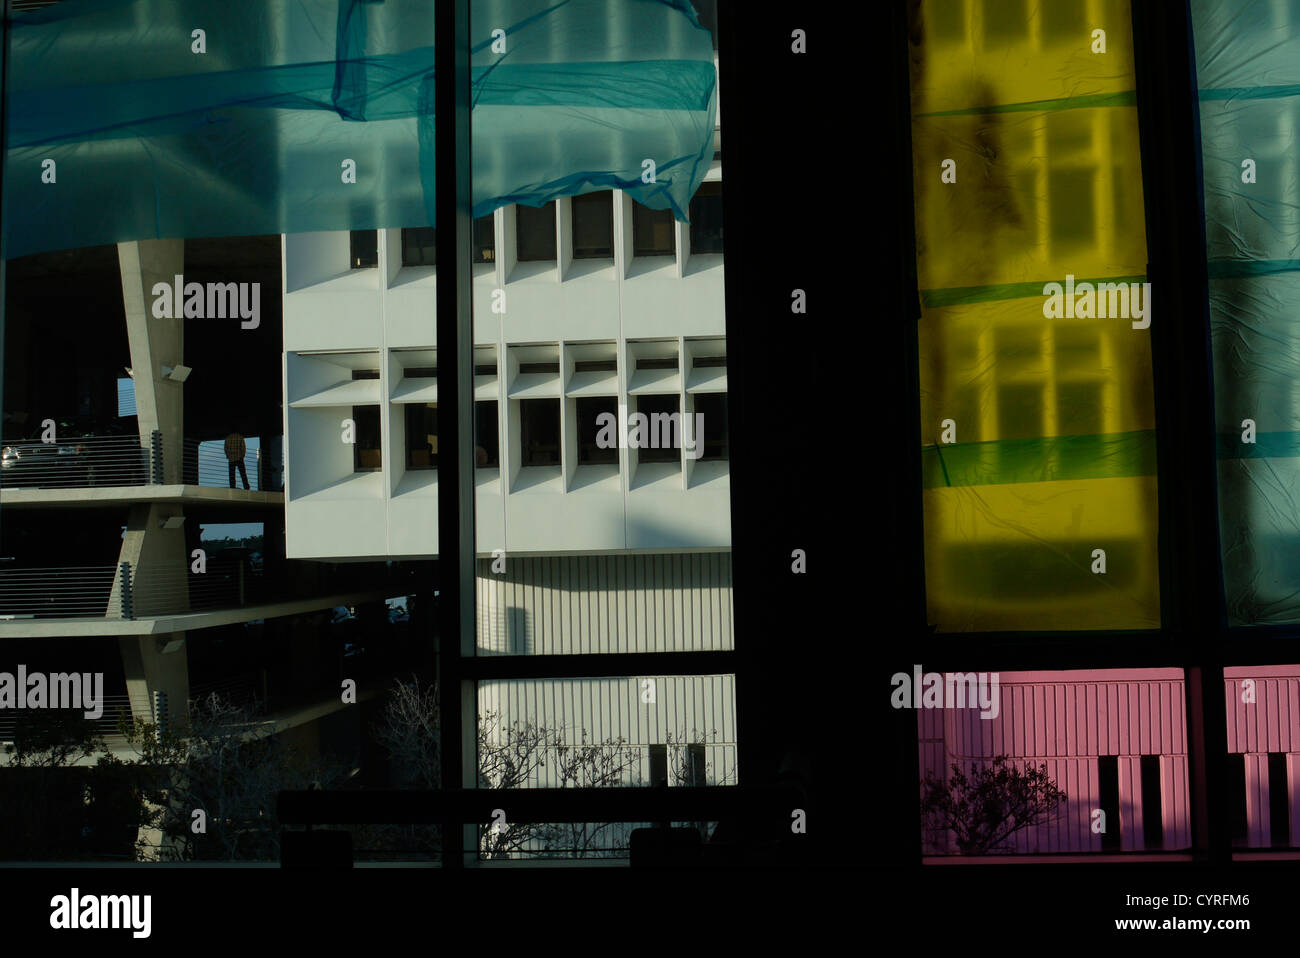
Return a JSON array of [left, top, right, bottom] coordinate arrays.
[[282, 171, 728, 561]]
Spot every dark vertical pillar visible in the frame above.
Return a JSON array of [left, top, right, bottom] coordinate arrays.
[[1130, 0, 1229, 863], [435, 0, 475, 868], [887, 0, 927, 870]]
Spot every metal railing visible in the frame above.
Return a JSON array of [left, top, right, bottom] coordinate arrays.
[[0, 431, 282, 492], [0, 559, 272, 621], [172, 437, 268, 490], [123, 559, 266, 618], [0, 694, 140, 744], [0, 435, 149, 488], [0, 565, 119, 618]]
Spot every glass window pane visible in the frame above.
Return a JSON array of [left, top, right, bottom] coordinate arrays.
[[476, 675, 736, 860], [908, 0, 1159, 631], [572, 191, 614, 259], [632, 203, 674, 257], [350, 230, 378, 269], [402, 227, 437, 267], [918, 668, 1189, 856], [1223, 666, 1300, 851], [689, 182, 723, 254], [516, 202, 557, 262]]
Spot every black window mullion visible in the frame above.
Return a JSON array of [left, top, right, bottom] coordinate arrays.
[[461, 650, 737, 682], [434, 0, 475, 869], [1131, 0, 1229, 864]]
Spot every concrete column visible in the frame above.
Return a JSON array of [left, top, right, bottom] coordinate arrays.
[[119, 239, 184, 482], [118, 632, 189, 731], [113, 502, 192, 727], [110, 503, 191, 618]]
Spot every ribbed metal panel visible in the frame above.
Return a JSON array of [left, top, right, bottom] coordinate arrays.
[[918, 669, 1192, 854], [478, 674, 737, 789], [475, 552, 733, 654], [1223, 666, 1300, 846]]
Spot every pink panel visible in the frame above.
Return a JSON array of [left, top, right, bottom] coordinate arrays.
[[1120, 757, 1139, 850], [916, 669, 1202, 855], [1267, 679, 1280, 753]]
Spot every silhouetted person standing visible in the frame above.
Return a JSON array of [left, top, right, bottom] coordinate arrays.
[[225, 432, 249, 490]]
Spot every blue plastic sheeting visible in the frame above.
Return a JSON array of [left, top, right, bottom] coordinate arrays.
[[1192, 0, 1300, 624], [2, 0, 716, 259]]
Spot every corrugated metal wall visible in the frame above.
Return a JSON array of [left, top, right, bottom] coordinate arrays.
[[478, 675, 738, 789], [919, 669, 1192, 854], [475, 552, 734, 654], [1224, 666, 1300, 847]]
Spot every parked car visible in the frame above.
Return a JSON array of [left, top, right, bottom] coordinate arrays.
[[0, 417, 148, 488]]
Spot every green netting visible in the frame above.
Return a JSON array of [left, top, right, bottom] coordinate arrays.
[[2, 0, 717, 259], [1192, 0, 1300, 625]]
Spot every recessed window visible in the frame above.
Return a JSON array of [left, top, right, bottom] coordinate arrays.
[[574, 359, 617, 374], [572, 191, 614, 259], [519, 399, 560, 467], [350, 231, 378, 269], [474, 214, 495, 263], [1269, 752, 1291, 847], [693, 393, 728, 461], [401, 227, 436, 267], [576, 397, 618, 466], [1228, 752, 1248, 847], [519, 361, 559, 375], [648, 744, 668, 788], [632, 203, 674, 257], [475, 400, 499, 469], [404, 366, 437, 379], [516, 202, 557, 262], [474, 363, 498, 377], [636, 395, 680, 464], [1098, 755, 1120, 851], [689, 182, 723, 254], [352, 369, 381, 471], [406, 403, 438, 470], [693, 356, 726, 369], [637, 357, 677, 371], [688, 0, 719, 50], [1140, 754, 1163, 850], [686, 743, 706, 786]]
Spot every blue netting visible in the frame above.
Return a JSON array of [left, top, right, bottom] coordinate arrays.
[[2, 0, 717, 258]]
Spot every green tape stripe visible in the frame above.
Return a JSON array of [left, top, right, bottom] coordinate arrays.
[[1218, 431, 1300, 460], [1200, 84, 1300, 103], [922, 430, 1157, 489], [921, 275, 1147, 308], [1207, 259, 1300, 279], [915, 90, 1136, 118]]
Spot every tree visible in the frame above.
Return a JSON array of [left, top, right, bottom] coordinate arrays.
[[121, 691, 350, 862], [920, 755, 1067, 855], [0, 710, 153, 861], [375, 676, 643, 861]]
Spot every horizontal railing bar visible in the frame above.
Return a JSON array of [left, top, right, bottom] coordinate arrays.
[[464, 650, 738, 680], [278, 785, 800, 826]]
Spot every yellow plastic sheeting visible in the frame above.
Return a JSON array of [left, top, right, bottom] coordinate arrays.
[[918, 296, 1155, 448], [912, 0, 1138, 116], [910, 0, 1160, 632]]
